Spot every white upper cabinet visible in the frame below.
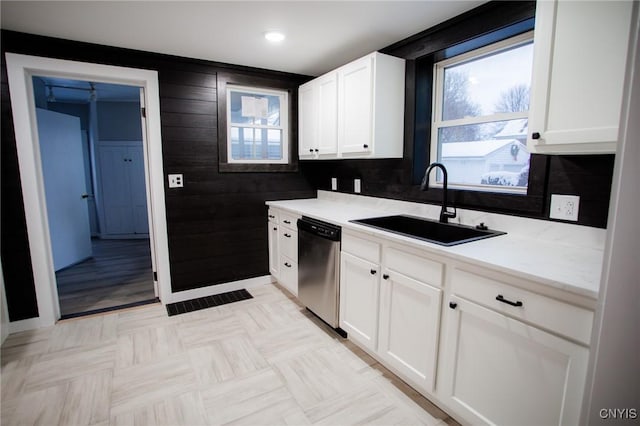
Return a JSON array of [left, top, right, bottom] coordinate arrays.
[[299, 52, 405, 159], [527, 0, 633, 154]]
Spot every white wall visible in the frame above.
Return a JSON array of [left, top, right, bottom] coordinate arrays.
[[582, 4, 640, 424]]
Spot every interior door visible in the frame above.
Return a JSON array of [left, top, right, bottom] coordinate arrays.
[[36, 108, 92, 271]]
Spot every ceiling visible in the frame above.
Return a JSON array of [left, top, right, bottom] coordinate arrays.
[[1, 1, 486, 77]]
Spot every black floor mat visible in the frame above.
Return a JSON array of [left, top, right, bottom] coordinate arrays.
[[165, 289, 253, 316]]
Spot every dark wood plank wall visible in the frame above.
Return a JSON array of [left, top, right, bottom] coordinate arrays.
[[300, 1, 614, 229], [0, 0, 616, 321], [1, 30, 315, 321]]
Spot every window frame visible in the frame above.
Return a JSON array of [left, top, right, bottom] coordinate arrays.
[[217, 71, 299, 173], [226, 84, 289, 165], [430, 31, 534, 194]]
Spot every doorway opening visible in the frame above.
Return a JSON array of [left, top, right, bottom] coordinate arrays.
[[32, 76, 157, 317]]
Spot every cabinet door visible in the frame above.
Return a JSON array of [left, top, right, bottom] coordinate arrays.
[[99, 145, 134, 234], [298, 82, 317, 159], [339, 251, 380, 351], [128, 146, 149, 234], [268, 222, 279, 278], [338, 55, 373, 156], [316, 72, 339, 156], [438, 296, 589, 426], [528, 0, 632, 153], [378, 270, 442, 394]]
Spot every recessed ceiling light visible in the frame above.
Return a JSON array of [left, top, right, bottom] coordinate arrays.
[[265, 31, 285, 43]]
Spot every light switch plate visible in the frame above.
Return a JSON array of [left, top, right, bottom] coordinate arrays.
[[550, 194, 579, 221], [168, 174, 183, 188], [354, 179, 361, 194]]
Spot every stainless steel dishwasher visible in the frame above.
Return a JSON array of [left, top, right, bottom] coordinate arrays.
[[297, 216, 345, 335]]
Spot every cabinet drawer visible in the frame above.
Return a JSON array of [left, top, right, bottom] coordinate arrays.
[[279, 255, 298, 296], [451, 268, 594, 345], [342, 232, 380, 263], [267, 208, 279, 223], [279, 228, 297, 261], [385, 246, 443, 288], [279, 211, 299, 230]]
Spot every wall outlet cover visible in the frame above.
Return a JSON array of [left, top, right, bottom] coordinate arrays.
[[331, 177, 337, 191], [168, 174, 183, 188], [354, 178, 361, 194], [550, 194, 580, 221]]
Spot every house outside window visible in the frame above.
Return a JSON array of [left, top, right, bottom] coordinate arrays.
[[431, 32, 534, 193], [226, 85, 288, 164]]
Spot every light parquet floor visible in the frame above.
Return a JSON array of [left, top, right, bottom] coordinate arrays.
[[1, 283, 459, 426]]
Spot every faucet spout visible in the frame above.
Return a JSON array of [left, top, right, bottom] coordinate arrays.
[[421, 162, 456, 223]]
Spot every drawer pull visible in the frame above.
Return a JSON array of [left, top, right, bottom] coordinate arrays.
[[496, 294, 523, 307], [273, 227, 277, 231], [268, 214, 275, 219], [449, 302, 457, 309], [531, 132, 541, 140], [283, 220, 291, 224], [382, 274, 389, 280], [370, 269, 377, 275], [284, 233, 291, 238], [284, 262, 292, 268]]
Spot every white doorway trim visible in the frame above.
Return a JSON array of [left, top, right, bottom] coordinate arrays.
[[5, 53, 171, 332]]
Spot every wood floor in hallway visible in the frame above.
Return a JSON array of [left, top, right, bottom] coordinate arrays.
[[1, 284, 459, 425], [55, 238, 155, 316]]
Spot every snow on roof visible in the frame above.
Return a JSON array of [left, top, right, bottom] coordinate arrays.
[[441, 139, 526, 158], [493, 118, 528, 139]]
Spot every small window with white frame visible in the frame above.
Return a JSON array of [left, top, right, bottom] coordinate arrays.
[[226, 85, 288, 164], [431, 32, 534, 193]]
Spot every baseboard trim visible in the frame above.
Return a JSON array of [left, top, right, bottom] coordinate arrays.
[[5, 275, 275, 335]]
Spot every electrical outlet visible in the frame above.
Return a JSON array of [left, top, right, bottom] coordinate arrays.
[[550, 194, 580, 221], [331, 177, 337, 191], [354, 179, 361, 194], [168, 174, 183, 188]]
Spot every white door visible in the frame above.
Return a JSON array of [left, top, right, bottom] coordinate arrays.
[[129, 145, 149, 234], [438, 296, 589, 425], [378, 270, 442, 393], [36, 108, 92, 271], [339, 251, 380, 351], [99, 145, 133, 234]]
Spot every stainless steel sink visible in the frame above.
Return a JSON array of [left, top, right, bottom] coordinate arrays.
[[350, 215, 506, 246]]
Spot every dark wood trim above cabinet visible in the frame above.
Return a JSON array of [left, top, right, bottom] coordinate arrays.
[[217, 71, 307, 173]]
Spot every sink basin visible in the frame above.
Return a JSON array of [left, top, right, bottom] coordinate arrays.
[[350, 215, 506, 246]]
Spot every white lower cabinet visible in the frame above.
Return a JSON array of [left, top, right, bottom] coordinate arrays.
[[267, 208, 300, 296], [267, 215, 279, 277], [378, 269, 441, 394], [339, 251, 380, 351], [339, 229, 593, 426], [437, 267, 592, 425], [340, 232, 444, 393]]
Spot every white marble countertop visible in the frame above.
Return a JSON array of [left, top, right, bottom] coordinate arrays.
[[267, 191, 605, 300]]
